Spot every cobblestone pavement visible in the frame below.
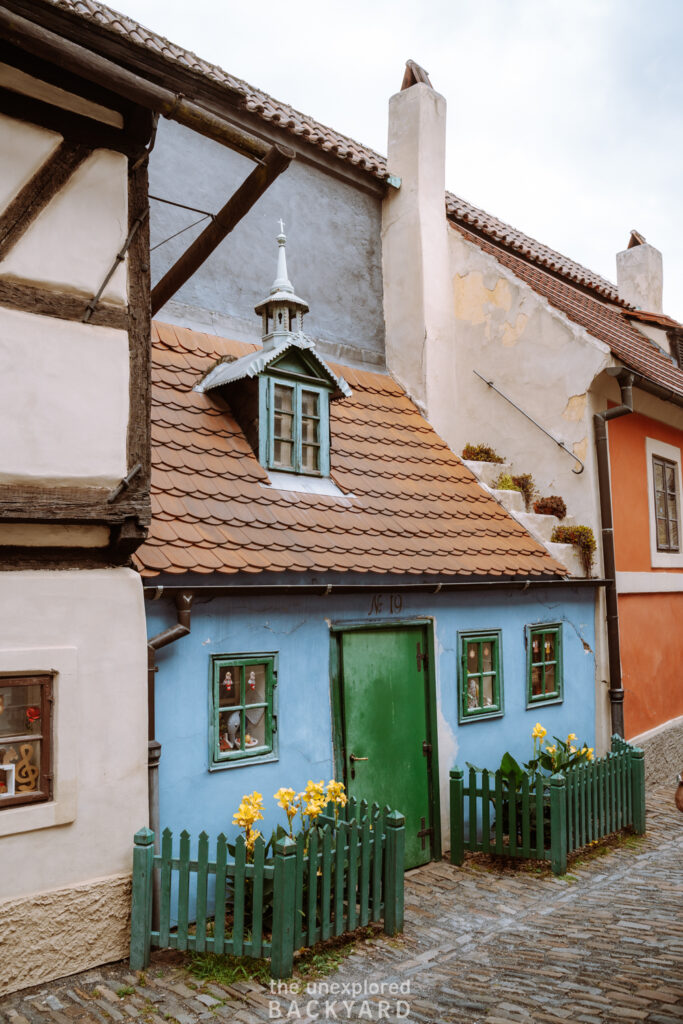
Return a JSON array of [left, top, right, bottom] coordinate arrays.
[[2, 785, 681, 1024]]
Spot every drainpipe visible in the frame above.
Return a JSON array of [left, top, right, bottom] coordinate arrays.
[[593, 370, 634, 738], [147, 590, 193, 918]]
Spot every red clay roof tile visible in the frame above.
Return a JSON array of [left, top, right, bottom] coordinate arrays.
[[134, 322, 570, 581]]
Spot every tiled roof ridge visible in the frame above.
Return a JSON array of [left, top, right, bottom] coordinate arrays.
[[44, 0, 630, 307]]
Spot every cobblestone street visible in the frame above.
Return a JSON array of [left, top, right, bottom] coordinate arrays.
[[2, 785, 681, 1024]]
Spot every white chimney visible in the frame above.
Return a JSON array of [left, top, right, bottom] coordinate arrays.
[[616, 230, 663, 313], [382, 65, 453, 425]]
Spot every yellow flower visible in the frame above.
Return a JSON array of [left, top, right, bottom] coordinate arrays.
[[232, 790, 264, 829], [531, 722, 547, 740], [544, 744, 557, 755], [274, 787, 297, 810], [586, 748, 594, 761], [326, 780, 348, 807], [304, 779, 326, 802], [567, 733, 577, 743], [569, 745, 577, 754]]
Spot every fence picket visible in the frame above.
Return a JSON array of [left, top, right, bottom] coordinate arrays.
[[481, 771, 491, 853], [214, 833, 227, 955], [347, 819, 359, 932], [609, 754, 616, 833], [468, 767, 477, 851], [233, 836, 246, 956], [334, 821, 346, 936], [585, 763, 593, 843], [449, 768, 465, 865], [159, 828, 173, 948], [177, 830, 190, 950], [494, 770, 503, 855], [360, 818, 371, 927], [321, 825, 332, 941], [371, 807, 383, 922], [307, 828, 319, 947], [535, 775, 545, 858], [347, 796, 357, 822], [509, 779, 517, 856], [195, 831, 209, 953], [251, 835, 265, 957], [521, 774, 530, 857], [360, 798, 368, 824], [295, 832, 306, 950]]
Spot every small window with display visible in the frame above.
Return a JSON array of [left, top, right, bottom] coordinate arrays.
[[527, 624, 563, 706], [211, 655, 277, 767], [0, 675, 52, 808]]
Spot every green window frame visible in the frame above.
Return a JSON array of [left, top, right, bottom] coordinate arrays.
[[209, 654, 278, 769], [526, 624, 563, 706], [260, 376, 330, 476], [458, 630, 503, 723]]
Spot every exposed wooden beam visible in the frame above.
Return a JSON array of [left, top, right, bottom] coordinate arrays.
[[0, 276, 129, 329], [0, 6, 271, 162], [0, 140, 89, 260], [151, 143, 294, 315], [0, 86, 140, 154], [0, 485, 149, 524]]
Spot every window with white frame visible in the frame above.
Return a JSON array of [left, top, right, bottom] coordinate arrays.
[[645, 437, 683, 568]]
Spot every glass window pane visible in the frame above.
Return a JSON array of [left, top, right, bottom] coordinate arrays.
[[245, 664, 267, 704], [467, 677, 480, 710], [544, 634, 555, 661], [301, 417, 319, 444], [482, 676, 494, 707], [654, 461, 664, 490], [13, 739, 41, 794], [657, 518, 669, 548], [219, 665, 241, 707], [531, 636, 541, 661], [671, 520, 680, 550], [301, 444, 319, 471], [274, 385, 293, 413], [301, 391, 319, 418], [667, 494, 678, 522], [0, 683, 42, 739], [273, 439, 293, 468], [531, 665, 543, 696], [274, 411, 294, 440], [481, 643, 493, 673], [665, 464, 676, 491], [656, 493, 667, 518], [544, 664, 556, 693], [219, 708, 244, 751]]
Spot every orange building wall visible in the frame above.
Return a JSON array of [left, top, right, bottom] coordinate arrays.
[[608, 411, 683, 571], [608, 412, 683, 736], [619, 592, 683, 737]]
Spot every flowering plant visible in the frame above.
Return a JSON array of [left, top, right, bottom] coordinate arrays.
[[232, 790, 264, 859], [233, 779, 348, 859]]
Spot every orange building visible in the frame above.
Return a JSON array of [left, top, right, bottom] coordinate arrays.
[[609, 406, 683, 738]]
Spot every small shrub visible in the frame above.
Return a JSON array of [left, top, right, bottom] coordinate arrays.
[[511, 473, 536, 511], [462, 443, 504, 464], [493, 472, 520, 491], [551, 524, 596, 576], [534, 495, 567, 519]]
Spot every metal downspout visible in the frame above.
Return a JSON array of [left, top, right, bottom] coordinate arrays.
[[593, 371, 634, 738], [147, 590, 193, 921]]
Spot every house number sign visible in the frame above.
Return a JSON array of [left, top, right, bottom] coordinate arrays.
[[368, 593, 403, 616]]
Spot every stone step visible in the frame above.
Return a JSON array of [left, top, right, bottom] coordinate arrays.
[[512, 510, 577, 544], [463, 459, 511, 488], [484, 485, 525, 513], [546, 541, 585, 577]]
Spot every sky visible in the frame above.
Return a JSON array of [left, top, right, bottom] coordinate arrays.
[[117, 0, 683, 318]]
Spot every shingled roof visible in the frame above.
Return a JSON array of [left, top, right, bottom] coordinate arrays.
[[135, 322, 568, 582], [36, 0, 683, 400]]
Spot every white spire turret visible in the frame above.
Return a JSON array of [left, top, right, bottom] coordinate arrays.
[[255, 224, 309, 349]]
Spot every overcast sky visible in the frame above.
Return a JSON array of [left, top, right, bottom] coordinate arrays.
[[119, 0, 683, 318]]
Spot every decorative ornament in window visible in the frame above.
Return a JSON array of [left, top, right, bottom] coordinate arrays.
[[526, 624, 563, 706], [0, 675, 52, 807], [458, 631, 503, 722], [210, 655, 278, 768]]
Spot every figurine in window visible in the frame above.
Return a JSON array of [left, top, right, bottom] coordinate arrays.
[[225, 710, 241, 748], [223, 670, 234, 694], [467, 678, 479, 710], [247, 671, 256, 691]]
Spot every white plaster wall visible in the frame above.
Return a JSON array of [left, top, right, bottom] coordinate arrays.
[[0, 569, 148, 900], [1, 149, 128, 304], [0, 307, 129, 485], [0, 114, 61, 211]]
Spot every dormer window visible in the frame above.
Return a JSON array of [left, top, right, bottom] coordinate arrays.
[[268, 378, 330, 475], [195, 225, 350, 482]]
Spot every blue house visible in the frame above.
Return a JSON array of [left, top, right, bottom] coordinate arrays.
[[137, 236, 598, 870]]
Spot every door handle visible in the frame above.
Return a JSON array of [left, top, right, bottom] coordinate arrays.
[[349, 754, 369, 762]]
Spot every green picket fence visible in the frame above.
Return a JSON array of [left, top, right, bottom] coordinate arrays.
[[130, 799, 405, 978], [450, 735, 645, 875]]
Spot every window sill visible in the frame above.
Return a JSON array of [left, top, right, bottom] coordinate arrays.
[[526, 695, 563, 710], [262, 471, 350, 499], [458, 708, 504, 725], [0, 790, 77, 836], [209, 751, 279, 771]]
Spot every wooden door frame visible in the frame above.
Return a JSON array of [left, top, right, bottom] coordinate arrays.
[[329, 618, 442, 861]]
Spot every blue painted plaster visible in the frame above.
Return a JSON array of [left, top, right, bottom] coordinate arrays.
[[148, 587, 595, 850]]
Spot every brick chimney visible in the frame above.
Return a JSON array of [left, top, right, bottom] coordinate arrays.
[[381, 63, 453, 428], [616, 230, 663, 313]]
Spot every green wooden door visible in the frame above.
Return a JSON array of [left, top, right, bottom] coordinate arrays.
[[339, 626, 434, 869]]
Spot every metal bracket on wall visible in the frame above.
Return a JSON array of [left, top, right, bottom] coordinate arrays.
[[473, 369, 585, 474]]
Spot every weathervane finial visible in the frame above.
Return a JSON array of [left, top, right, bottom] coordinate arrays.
[[278, 218, 285, 237]]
